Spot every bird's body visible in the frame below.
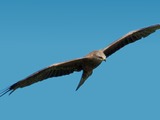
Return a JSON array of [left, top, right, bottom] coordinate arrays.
[[0, 24, 160, 97], [84, 50, 106, 68]]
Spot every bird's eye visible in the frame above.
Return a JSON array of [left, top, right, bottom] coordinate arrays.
[[98, 56, 103, 59]]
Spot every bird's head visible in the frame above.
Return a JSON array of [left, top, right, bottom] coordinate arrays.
[[87, 50, 106, 62], [95, 51, 106, 62]]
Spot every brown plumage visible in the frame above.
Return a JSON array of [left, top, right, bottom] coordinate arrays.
[[103, 24, 160, 57], [0, 24, 160, 97]]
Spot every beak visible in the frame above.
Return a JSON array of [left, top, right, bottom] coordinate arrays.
[[103, 58, 106, 62]]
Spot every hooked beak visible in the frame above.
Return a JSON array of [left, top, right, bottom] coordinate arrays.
[[103, 58, 106, 62]]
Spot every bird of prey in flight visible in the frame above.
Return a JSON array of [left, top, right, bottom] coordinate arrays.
[[0, 24, 160, 97]]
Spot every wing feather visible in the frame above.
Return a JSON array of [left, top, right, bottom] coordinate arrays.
[[0, 58, 87, 97], [103, 24, 160, 57]]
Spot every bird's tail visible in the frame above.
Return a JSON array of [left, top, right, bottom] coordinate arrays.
[[76, 70, 92, 91]]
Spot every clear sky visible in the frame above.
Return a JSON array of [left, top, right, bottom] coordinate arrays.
[[0, 0, 160, 120]]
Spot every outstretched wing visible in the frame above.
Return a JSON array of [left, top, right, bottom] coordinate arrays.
[[0, 58, 87, 97], [103, 24, 160, 57]]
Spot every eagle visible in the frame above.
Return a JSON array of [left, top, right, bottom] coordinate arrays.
[[0, 24, 160, 97]]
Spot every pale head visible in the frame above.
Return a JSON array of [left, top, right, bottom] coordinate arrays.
[[86, 50, 106, 62]]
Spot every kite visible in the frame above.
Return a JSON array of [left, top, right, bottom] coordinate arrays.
[[0, 24, 160, 97]]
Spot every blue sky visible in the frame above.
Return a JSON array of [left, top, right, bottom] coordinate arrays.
[[0, 0, 160, 120]]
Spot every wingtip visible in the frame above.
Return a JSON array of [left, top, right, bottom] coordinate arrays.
[[0, 88, 10, 97], [0, 87, 14, 97]]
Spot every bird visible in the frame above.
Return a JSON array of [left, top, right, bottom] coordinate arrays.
[[0, 24, 160, 97]]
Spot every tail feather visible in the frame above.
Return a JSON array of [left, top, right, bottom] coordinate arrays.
[[76, 70, 92, 91]]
